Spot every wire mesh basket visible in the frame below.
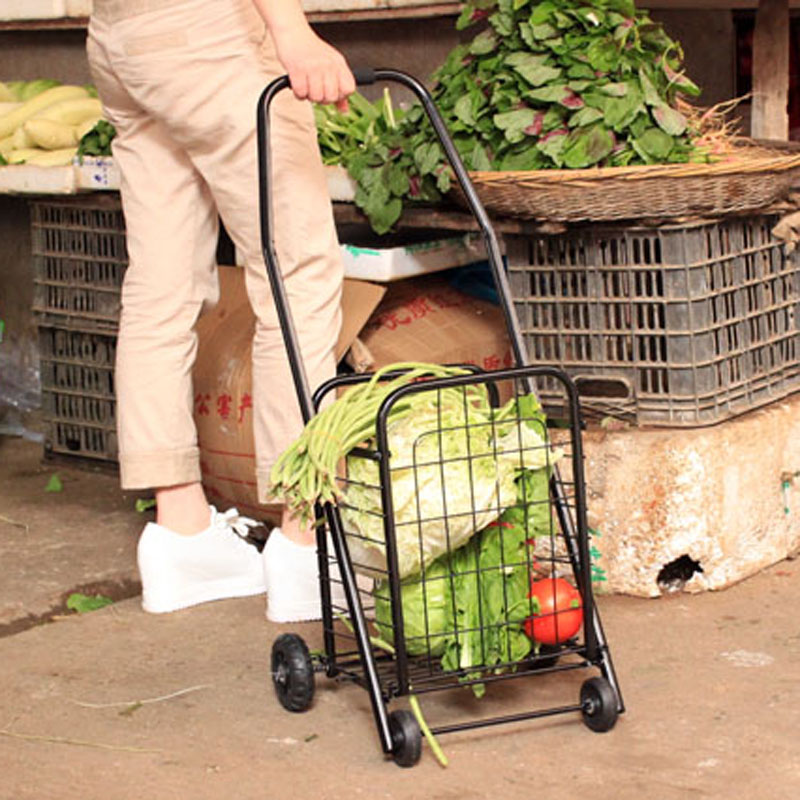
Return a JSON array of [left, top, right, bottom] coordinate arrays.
[[312, 366, 603, 708]]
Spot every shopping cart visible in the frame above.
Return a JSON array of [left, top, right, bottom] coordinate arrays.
[[257, 68, 624, 767]]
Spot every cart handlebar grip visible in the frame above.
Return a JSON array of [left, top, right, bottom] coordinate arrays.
[[351, 67, 377, 86]]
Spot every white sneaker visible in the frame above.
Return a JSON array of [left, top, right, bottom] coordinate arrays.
[[263, 528, 352, 623], [138, 506, 268, 614]]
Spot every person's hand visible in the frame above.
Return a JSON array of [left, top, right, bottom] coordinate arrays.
[[272, 25, 355, 112]]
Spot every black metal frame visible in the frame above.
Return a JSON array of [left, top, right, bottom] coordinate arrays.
[[257, 68, 624, 758]]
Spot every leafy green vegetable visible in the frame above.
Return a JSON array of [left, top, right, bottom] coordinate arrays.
[[373, 394, 557, 696], [317, 0, 705, 232], [66, 593, 114, 614], [77, 119, 116, 158], [44, 473, 63, 493], [343, 387, 561, 579]]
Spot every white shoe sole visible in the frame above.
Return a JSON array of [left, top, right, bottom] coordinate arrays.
[[142, 577, 267, 614]]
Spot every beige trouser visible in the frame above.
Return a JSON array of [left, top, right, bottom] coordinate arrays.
[[87, 0, 343, 502]]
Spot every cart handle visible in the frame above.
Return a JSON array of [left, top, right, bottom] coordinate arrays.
[[256, 68, 532, 424]]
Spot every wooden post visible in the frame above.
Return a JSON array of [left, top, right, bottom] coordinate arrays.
[[751, 0, 790, 140]]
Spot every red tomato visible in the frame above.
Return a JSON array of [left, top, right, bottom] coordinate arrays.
[[524, 577, 583, 645]]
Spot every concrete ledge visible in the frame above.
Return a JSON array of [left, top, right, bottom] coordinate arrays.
[[583, 393, 800, 597]]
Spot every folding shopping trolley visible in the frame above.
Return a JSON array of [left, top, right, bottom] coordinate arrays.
[[257, 68, 624, 767]]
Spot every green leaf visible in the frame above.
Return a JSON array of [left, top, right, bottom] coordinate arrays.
[[653, 103, 688, 136], [66, 593, 114, 614], [454, 94, 477, 127], [469, 142, 493, 171], [45, 473, 63, 493], [529, 0, 555, 25], [638, 66, 662, 106], [663, 62, 702, 97], [561, 125, 615, 168], [606, 0, 635, 16], [506, 52, 563, 87], [368, 196, 403, 235], [413, 141, 442, 175], [586, 37, 620, 73], [498, 146, 545, 170], [493, 108, 536, 143], [135, 498, 156, 513], [568, 106, 604, 128], [566, 62, 597, 80], [536, 129, 568, 166], [603, 89, 644, 131], [527, 84, 571, 104], [489, 11, 515, 37], [599, 82, 629, 97], [387, 163, 410, 196], [518, 22, 537, 50], [470, 29, 498, 56], [531, 22, 558, 40], [636, 126, 674, 160]]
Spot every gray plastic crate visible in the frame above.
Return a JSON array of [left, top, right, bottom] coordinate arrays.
[[507, 215, 800, 425], [30, 197, 127, 330], [39, 325, 118, 462]]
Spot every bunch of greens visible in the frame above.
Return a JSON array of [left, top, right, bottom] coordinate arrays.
[[77, 119, 116, 158], [320, 0, 703, 232], [315, 88, 404, 166], [373, 396, 555, 696]]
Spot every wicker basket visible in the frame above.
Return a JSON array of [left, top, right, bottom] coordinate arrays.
[[461, 148, 800, 222]]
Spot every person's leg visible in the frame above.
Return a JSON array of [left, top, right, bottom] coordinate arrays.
[[138, 5, 344, 618], [87, 8, 266, 613]]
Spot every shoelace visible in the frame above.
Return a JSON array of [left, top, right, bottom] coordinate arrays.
[[211, 506, 267, 549]]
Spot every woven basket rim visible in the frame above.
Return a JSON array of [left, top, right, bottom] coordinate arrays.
[[467, 148, 800, 187]]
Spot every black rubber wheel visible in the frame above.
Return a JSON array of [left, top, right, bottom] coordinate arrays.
[[388, 709, 422, 768], [271, 633, 315, 713], [580, 676, 619, 733]]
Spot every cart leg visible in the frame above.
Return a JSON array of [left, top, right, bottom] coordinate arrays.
[[550, 473, 625, 714], [325, 504, 394, 755], [314, 504, 339, 678]]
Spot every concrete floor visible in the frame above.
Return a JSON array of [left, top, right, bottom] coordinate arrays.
[[1, 434, 800, 799]]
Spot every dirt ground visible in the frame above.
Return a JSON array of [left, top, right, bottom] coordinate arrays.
[[1, 434, 799, 800]]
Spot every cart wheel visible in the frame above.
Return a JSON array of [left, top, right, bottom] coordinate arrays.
[[580, 676, 619, 733], [271, 633, 315, 713], [388, 709, 422, 768]]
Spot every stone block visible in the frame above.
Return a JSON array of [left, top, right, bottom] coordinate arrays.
[[581, 394, 800, 597]]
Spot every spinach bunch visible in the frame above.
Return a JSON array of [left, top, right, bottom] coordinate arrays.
[[77, 120, 116, 158], [329, 0, 704, 232]]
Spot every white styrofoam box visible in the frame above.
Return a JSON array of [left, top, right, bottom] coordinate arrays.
[[340, 234, 484, 282], [325, 164, 357, 202], [74, 156, 119, 191], [0, 0, 66, 20], [0, 164, 75, 194]]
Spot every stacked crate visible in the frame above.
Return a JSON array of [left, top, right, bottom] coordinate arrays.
[[30, 196, 127, 464], [506, 215, 800, 426]]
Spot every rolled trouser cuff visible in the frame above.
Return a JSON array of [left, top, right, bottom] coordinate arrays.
[[120, 446, 201, 490]]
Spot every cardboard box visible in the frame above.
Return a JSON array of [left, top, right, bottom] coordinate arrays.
[[193, 268, 513, 520], [358, 274, 513, 374], [193, 266, 385, 521]]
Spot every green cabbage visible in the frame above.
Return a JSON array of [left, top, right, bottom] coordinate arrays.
[[342, 389, 559, 579], [373, 463, 553, 694], [374, 558, 450, 656]]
